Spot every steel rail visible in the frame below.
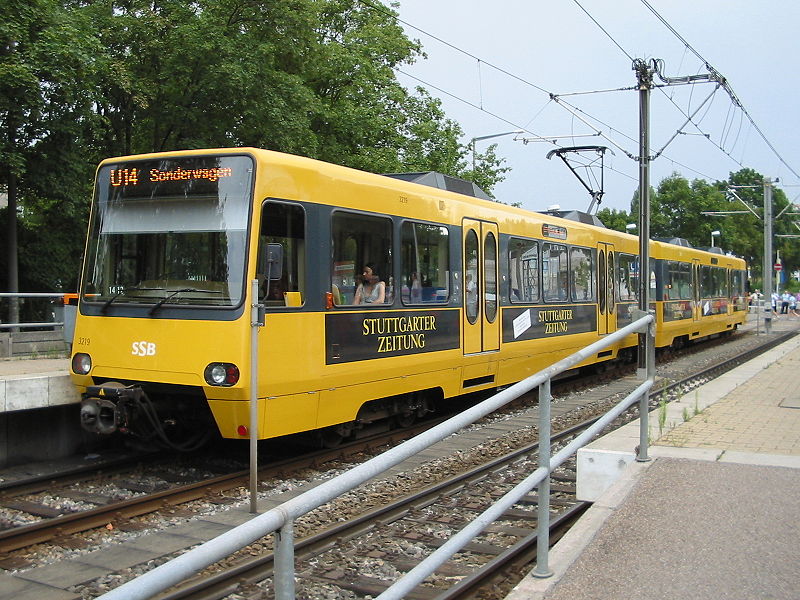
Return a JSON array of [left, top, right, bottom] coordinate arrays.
[[0, 420, 442, 554], [151, 418, 596, 600]]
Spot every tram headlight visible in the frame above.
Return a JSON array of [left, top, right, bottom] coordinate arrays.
[[72, 353, 92, 375], [204, 362, 240, 386]]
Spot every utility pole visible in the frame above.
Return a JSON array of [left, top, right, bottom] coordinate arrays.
[[633, 59, 655, 383], [763, 179, 773, 333], [631, 58, 719, 376], [5, 170, 19, 331]]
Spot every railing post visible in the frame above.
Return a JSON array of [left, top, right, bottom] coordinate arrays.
[[637, 386, 651, 462], [637, 315, 655, 462], [274, 520, 295, 600], [532, 378, 554, 578]]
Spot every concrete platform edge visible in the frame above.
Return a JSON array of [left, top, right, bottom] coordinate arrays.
[[577, 332, 800, 501], [504, 460, 653, 600], [506, 331, 800, 600]]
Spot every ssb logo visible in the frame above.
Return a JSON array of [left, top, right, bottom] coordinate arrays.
[[132, 341, 157, 356]]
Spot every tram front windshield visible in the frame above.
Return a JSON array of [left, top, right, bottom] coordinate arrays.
[[81, 155, 253, 309]]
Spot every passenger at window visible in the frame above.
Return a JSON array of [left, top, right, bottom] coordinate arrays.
[[465, 273, 478, 319], [263, 277, 286, 303], [354, 264, 386, 304], [410, 272, 422, 303]]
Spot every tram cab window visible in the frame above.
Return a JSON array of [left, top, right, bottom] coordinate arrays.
[[569, 247, 596, 302], [331, 212, 393, 306], [258, 201, 306, 306], [509, 238, 539, 303], [401, 222, 449, 305], [617, 254, 638, 302], [542, 243, 569, 302]]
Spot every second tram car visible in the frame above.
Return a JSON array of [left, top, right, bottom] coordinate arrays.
[[71, 148, 748, 447]]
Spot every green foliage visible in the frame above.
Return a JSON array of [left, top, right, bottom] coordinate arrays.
[[2, 0, 507, 291], [622, 169, 796, 283], [596, 207, 633, 233]]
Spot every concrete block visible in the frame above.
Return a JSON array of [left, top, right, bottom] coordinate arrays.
[[78, 545, 155, 570], [576, 447, 636, 502], [48, 375, 80, 407], [591, 459, 651, 509], [719, 450, 800, 469], [0, 380, 5, 412], [0, 573, 79, 600], [5, 377, 48, 411], [202, 508, 254, 527], [123, 532, 198, 555], [650, 446, 722, 462], [16, 560, 109, 588], [168, 519, 232, 541]]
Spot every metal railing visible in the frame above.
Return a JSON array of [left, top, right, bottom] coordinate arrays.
[[0, 292, 71, 329], [98, 314, 655, 600]]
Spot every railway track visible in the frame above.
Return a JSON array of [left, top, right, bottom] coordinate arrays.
[[0, 327, 792, 592], [153, 420, 594, 600], [0, 423, 447, 557]]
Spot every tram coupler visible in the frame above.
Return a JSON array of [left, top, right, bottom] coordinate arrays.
[[80, 384, 146, 435]]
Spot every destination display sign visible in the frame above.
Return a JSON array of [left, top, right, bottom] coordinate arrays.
[[110, 165, 234, 187], [542, 224, 568, 240], [325, 309, 460, 364], [99, 155, 252, 200]]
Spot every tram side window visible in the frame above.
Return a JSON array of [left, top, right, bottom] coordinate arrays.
[[700, 265, 726, 297], [732, 269, 746, 309], [569, 247, 596, 302], [331, 212, 393, 306], [401, 222, 449, 304], [509, 238, 539, 303], [714, 266, 728, 296], [542, 243, 569, 302], [617, 253, 638, 302], [666, 261, 692, 300], [258, 201, 306, 306], [700, 266, 711, 297]]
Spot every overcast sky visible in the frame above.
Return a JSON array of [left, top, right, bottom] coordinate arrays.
[[391, 0, 800, 214]]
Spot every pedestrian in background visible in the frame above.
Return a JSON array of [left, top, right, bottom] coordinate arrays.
[[780, 291, 791, 314]]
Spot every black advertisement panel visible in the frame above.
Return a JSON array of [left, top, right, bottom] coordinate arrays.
[[663, 300, 693, 322], [325, 309, 460, 364], [700, 298, 728, 316], [616, 302, 655, 328], [502, 305, 597, 343]]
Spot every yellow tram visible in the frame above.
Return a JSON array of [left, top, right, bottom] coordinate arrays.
[[70, 148, 748, 447]]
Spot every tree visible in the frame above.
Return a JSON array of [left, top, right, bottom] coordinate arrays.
[[623, 168, 798, 287], [596, 207, 632, 233], [394, 88, 509, 196], [1, 0, 511, 300], [1, 0, 100, 303]]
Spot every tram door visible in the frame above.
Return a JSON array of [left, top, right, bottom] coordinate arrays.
[[692, 259, 702, 321], [463, 219, 500, 354], [597, 243, 617, 335]]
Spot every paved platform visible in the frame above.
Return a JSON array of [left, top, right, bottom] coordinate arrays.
[[507, 318, 800, 600]]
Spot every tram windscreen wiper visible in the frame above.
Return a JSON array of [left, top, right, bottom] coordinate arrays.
[[148, 288, 223, 316], [100, 285, 165, 313]]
